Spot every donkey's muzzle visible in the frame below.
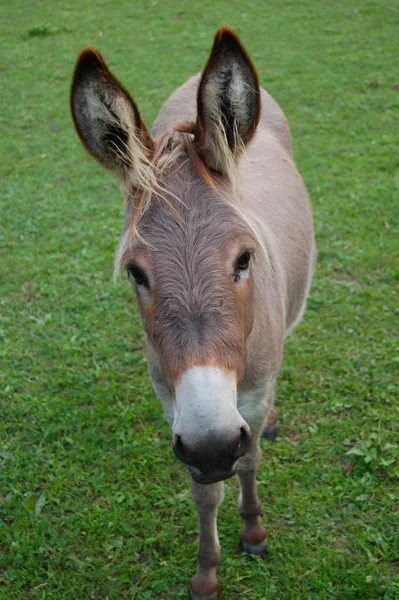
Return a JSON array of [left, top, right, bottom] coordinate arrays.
[[172, 425, 252, 483]]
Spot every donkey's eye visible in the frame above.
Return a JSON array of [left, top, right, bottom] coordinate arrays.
[[234, 251, 252, 282], [127, 264, 149, 289], [236, 251, 251, 270]]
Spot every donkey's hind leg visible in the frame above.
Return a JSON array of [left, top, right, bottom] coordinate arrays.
[[189, 480, 224, 600], [237, 438, 268, 557], [262, 389, 278, 441], [262, 407, 278, 441]]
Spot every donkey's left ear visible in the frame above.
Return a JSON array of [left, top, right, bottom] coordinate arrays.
[[195, 26, 261, 174], [70, 47, 153, 176]]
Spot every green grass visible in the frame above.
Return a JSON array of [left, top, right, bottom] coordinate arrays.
[[1, 1, 398, 598]]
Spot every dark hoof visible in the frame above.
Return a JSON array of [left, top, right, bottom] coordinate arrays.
[[262, 423, 278, 441], [189, 591, 217, 600], [238, 539, 269, 560]]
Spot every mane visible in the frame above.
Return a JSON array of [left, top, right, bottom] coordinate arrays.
[[114, 122, 270, 277]]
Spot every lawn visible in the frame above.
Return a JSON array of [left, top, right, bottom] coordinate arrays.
[[1, 1, 398, 599]]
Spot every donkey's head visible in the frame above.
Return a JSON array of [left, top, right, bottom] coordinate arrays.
[[71, 27, 263, 484]]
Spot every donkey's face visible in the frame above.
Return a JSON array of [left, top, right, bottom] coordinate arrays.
[[131, 182, 257, 383], [129, 183, 259, 483], [71, 28, 261, 483]]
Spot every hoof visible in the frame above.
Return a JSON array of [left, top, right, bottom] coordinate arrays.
[[238, 539, 268, 559], [262, 423, 278, 441], [189, 591, 217, 600]]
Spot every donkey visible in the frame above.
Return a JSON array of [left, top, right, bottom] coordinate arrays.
[[71, 26, 315, 599]]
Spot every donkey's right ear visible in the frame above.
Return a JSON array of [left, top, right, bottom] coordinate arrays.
[[195, 27, 260, 174], [70, 47, 153, 175]]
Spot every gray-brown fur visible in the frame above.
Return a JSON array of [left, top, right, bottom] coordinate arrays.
[[131, 71, 316, 395]]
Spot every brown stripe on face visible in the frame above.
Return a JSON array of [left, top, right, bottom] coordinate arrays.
[[131, 213, 256, 387], [148, 293, 247, 385]]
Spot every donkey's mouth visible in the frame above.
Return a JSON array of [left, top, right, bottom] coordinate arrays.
[[189, 466, 235, 485]]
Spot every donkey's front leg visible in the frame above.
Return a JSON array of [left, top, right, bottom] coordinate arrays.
[[237, 438, 268, 556], [189, 480, 224, 600]]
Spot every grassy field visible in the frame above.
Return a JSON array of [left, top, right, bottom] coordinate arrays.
[[1, 1, 398, 598]]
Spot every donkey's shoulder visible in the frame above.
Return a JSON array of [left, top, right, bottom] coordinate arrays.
[[258, 87, 292, 155]]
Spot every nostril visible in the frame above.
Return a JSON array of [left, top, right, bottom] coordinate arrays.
[[240, 425, 250, 444], [172, 433, 188, 463], [235, 426, 252, 457]]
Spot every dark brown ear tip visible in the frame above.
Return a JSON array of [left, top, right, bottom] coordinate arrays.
[[214, 25, 242, 50], [75, 46, 105, 73], [210, 26, 259, 90]]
